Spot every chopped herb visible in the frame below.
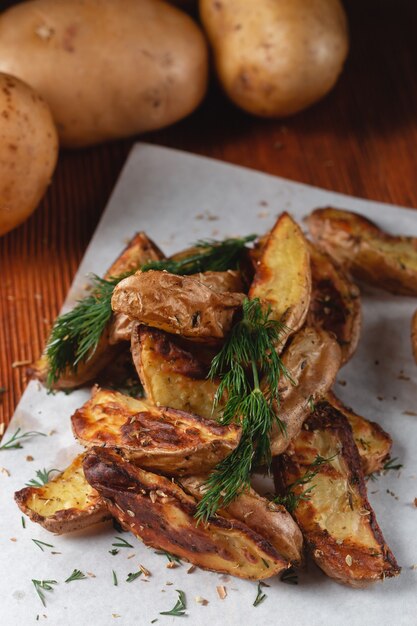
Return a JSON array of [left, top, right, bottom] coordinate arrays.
[[65, 569, 87, 583], [160, 589, 187, 617], [32, 539, 54, 552], [32, 579, 58, 606], [154, 550, 182, 564], [26, 468, 61, 487], [383, 457, 403, 472], [112, 536, 134, 549], [253, 582, 267, 607], [280, 568, 298, 585], [112, 570, 118, 586], [195, 298, 291, 522], [151, 620, 158, 624], [109, 548, 119, 556], [307, 396, 315, 412], [126, 571, 142, 583], [0, 428, 46, 451], [109, 379, 144, 398], [21, 516, 26, 529]]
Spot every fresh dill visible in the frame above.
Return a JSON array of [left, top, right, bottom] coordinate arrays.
[[383, 457, 403, 472], [0, 428, 46, 451], [154, 550, 182, 564], [26, 468, 61, 487], [195, 298, 290, 522], [160, 590, 187, 617], [112, 536, 134, 549], [32, 539, 54, 552], [112, 570, 118, 586], [280, 567, 298, 585], [253, 581, 268, 607], [109, 548, 119, 556], [65, 569, 87, 583], [274, 454, 337, 513], [126, 571, 142, 583], [32, 579, 58, 606], [21, 516, 26, 529], [142, 235, 256, 274]]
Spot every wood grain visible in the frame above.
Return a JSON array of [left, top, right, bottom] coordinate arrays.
[[1, 0, 417, 431]]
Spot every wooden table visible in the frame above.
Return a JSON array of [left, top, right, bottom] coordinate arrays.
[[1, 0, 416, 431]]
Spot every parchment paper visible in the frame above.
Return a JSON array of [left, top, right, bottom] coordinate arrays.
[[1, 144, 416, 626]]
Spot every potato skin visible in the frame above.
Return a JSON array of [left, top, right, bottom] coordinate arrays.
[[0, 73, 58, 236], [200, 0, 348, 117], [0, 0, 208, 147]]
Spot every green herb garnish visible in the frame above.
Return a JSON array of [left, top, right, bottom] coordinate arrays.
[[65, 569, 87, 583], [160, 590, 187, 617], [154, 550, 182, 564], [195, 298, 290, 522], [26, 468, 61, 487], [383, 457, 403, 472], [32, 539, 54, 552], [280, 567, 298, 585], [0, 428, 46, 451], [32, 579, 58, 606], [112, 570, 118, 586], [253, 582, 267, 607], [21, 516, 26, 529], [112, 536, 134, 549], [109, 548, 119, 556], [126, 571, 142, 583]]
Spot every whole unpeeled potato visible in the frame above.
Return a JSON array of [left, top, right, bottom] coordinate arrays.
[[200, 0, 349, 117], [0, 0, 208, 147], [0, 73, 58, 236]]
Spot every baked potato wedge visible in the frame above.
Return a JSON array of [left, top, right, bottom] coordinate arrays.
[[71, 388, 240, 476], [326, 392, 392, 475], [111, 270, 245, 341], [249, 212, 311, 339], [83, 447, 289, 579], [14, 454, 110, 534], [131, 325, 222, 420], [181, 475, 303, 565], [306, 207, 417, 296], [274, 401, 400, 587], [270, 327, 341, 455], [412, 309, 417, 365], [307, 242, 361, 363]]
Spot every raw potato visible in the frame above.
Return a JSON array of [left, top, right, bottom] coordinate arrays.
[[306, 207, 417, 296], [0, 0, 208, 147], [412, 310, 417, 365], [274, 401, 400, 587], [112, 270, 245, 341], [72, 388, 241, 476], [250, 212, 311, 340], [0, 73, 58, 236], [83, 447, 289, 579], [307, 242, 361, 364], [14, 454, 110, 534], [200, 0, 349, 118]]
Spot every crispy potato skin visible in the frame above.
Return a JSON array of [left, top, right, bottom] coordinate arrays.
[[274, 402, 400, 587], [71, 388, 240, 476], [83, 448, 289, 579], [250, 212, 311, 340], [132, 325, 222, 420], [112, 270, 244, 341], [0, 0, 208, 147], [326, 392, 392, 475], [14, 454, 110, 534], [191, 270, 245, 294], [307, 207, 417, 296], [181, 475, 303, 565], [412, 310, 417, 365], [0, 73, 58, 236], [270, 327, 341, 456], [307, 242, 361, 363]]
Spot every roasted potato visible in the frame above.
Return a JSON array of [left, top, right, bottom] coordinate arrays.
[[270, 327, 341, 455], [71, 388, 240, 476], [200, 0, 349, 118], [250, 212, 311, 341], [412, 309, 417, 365], [326, 392, 392, 475], [181, 475, 303, 565], [31, 232, 163, 389], [274, 401, 400, 587], [111, 270, 245, 341], [83, 447, 289, 579], [0, 0, 208, 148], [0, 72, 58, 236], [131, 325, 222, 420], [307, 242, 361, 363], [306, 207, 417, 296], [14, 454, 110, 534]]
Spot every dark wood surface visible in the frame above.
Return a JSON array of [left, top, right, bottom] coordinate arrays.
[[1, 0, 417, 430]]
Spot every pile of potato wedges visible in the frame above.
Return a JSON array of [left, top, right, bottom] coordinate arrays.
[[16, 207, 417, 587]]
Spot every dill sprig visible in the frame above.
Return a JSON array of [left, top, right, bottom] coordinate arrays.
[[126, 571, 142, 583], [32, 579, 58, 606], [280, 567, 298, 585], [195, 298, 290, 523], [65, 569, 87, 583], [368, 456, 403, 481], [112, 536, 134, 549], [26, 468, 61, 487], [160, 590, 187, 617], [32, 539, 54, 552], [154, 550, 182, 564], [0, 428, 46, 450], [142, 235, 256, 274], [253, 581, 268, 607], [274, 454, 337, 513]]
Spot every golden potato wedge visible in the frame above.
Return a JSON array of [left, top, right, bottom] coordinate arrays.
[[412, 309, 417, 365], [306, 207, 417, 296], [270, 327, 341, 456], [307, 242, 361, 363], [14, 454, 110, 534], [181, 475, 303, 565], [191, 270, 246, 294], [71, 388, 240, 476], [274, 401, 400, 587], [83, 447, 289, 579], [249, 212, 311, 339], [131, 325, 222, 420], [326, 392, 392, 475], [111, 270, 245, 341]]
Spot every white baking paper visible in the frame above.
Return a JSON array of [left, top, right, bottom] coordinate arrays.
[[1, 144, 416, 626]]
